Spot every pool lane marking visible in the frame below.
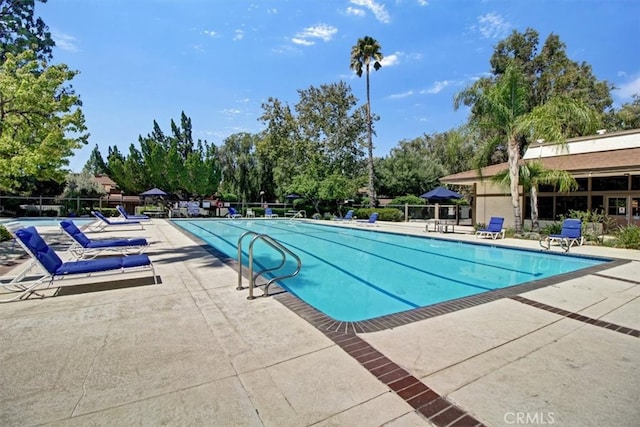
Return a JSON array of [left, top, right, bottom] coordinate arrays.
[[183, 220, 497, 303], [232, 220, 540, 286], [263, 220, 547, 278], [184, 221, 421, 309]]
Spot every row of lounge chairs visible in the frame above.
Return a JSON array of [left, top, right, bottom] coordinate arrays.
[[476, 216, 584, 252], [1, 206, 158, 303]]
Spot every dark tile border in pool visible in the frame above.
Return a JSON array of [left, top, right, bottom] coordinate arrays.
[[510, 295, 640, 338], [170, 221, 632, 426], [274, 258, 629, 334]]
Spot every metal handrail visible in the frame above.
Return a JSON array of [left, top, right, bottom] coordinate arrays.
[[236, 231, 302, 299]]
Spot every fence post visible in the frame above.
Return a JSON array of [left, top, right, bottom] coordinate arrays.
[[404, 203, 409, 222]]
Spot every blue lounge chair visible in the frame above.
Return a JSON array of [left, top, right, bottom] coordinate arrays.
[[116, 205, 150, 221], [88, 211, 145, 232], [540, 218, 584, 252], [265, 208, 278, 218], [356, 212, 378, 226], [1, 226, 156, 303], [475, 217, 505, 240], [227, 207, 242, 218], [60, 220, 149, 259], [334, 210, 354, 221]]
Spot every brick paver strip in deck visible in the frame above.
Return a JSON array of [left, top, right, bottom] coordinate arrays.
[[510, 295, 640, 338]]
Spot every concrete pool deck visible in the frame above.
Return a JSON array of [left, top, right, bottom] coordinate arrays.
[[0, 219, 638, 426]]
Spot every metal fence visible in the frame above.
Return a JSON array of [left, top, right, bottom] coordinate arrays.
[[0, 195, 473, 224]]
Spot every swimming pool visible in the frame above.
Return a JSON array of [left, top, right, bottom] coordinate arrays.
[[0, 217, 94, 227], [173, 219, 608, 321]]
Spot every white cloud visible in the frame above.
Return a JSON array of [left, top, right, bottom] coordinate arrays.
[[203, 30, 217, 37], [380, 53, 400, 67], [292, 37, 314, 46], [473, 12, 511, 39], [389, 90, 414, 99], [292, 24, 338, 46], [616, 74, 640, 99], [417, 0, 429, 5], [52, 30, 78, 52], [350, 0, 390, 23], [422, 80, 453, 94], [233, 29, 244, 41], [345, 6, 365, 17]]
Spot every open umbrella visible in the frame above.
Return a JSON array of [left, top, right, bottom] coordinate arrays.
[[140, 187, 167, 196], [285, 193, 301, 200], [420, 187, 462, 201]]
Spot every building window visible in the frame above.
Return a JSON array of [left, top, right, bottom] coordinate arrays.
[[591, 195, 604, 213], [607, 197, 627, 216], [632, 175, 640, 190], [574, 178, 588, 191], [532, 196, 554, 220], [556, 196, 588, 218], [592, 176, 628, 191]]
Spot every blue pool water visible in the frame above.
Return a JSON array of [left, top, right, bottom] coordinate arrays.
[[173, 219, 608, 321], [0, 217, 94, 227]]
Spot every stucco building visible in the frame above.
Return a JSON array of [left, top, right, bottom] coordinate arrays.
[[440, 128, 640, 229]]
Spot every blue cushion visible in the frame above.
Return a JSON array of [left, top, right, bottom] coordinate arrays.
[[61, 220, 92, 247], [54, 254, 151, 276], [86, 238, 147, 248], [15, 227, 63, 274]]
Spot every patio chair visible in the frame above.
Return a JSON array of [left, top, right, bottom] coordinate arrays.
[[227, 207, 242, 218], [356, 212, 378, 227], [87, 211, 145, 232], [264, 208, 278, 218], [539, 219, 584, 252], [60, 220, 149, 259], [1, 225, 156, 303], [475, 217, 505, 240], [334, 210, 354, 221], [116, 205, 150, 221]]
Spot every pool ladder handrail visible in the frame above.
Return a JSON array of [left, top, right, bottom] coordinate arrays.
[[236, 231, 302, 299]]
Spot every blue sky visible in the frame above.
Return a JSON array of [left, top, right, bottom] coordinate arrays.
[[38, 0, 640, 172]]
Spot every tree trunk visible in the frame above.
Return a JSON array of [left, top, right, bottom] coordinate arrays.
[[530, 185, 539, 232], [507, 138, 523, 234], [365, 64, 376, 208]]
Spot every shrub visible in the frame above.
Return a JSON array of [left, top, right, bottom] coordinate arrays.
[[613, 225, 640, 249], [312, 213, 322, 220], [0, 225, 11, 242], [541, 222, 562, 235], [354, 207, 403, 222]]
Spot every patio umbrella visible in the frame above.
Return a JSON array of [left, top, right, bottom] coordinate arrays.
[[140, 187, 167, 196], [419, 187, 462, 201], [285, 193, 301, 200]]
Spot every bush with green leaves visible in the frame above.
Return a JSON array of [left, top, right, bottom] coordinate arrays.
[[354, 208, 403, 222], [613, 225, 640, 249], [0, 225, 11, 242]]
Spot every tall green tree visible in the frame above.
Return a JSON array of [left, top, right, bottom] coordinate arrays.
[[0, 0, 54, 62], [375, 139, 446, 197], [350, 35, 383, 208], [84, 145, 108, 175], [0, 50, 87, 193], [259, 82, 367, 203], [455, 64, 599, 233], [218, 132, 260, 203], [605, 94, 640, 131], [492, 161, 578, 232]]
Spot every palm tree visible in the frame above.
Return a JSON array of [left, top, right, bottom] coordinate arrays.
[[492, 161, 578, 232], [455, 63, 598, 234], [350, 36, 383, 208]]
